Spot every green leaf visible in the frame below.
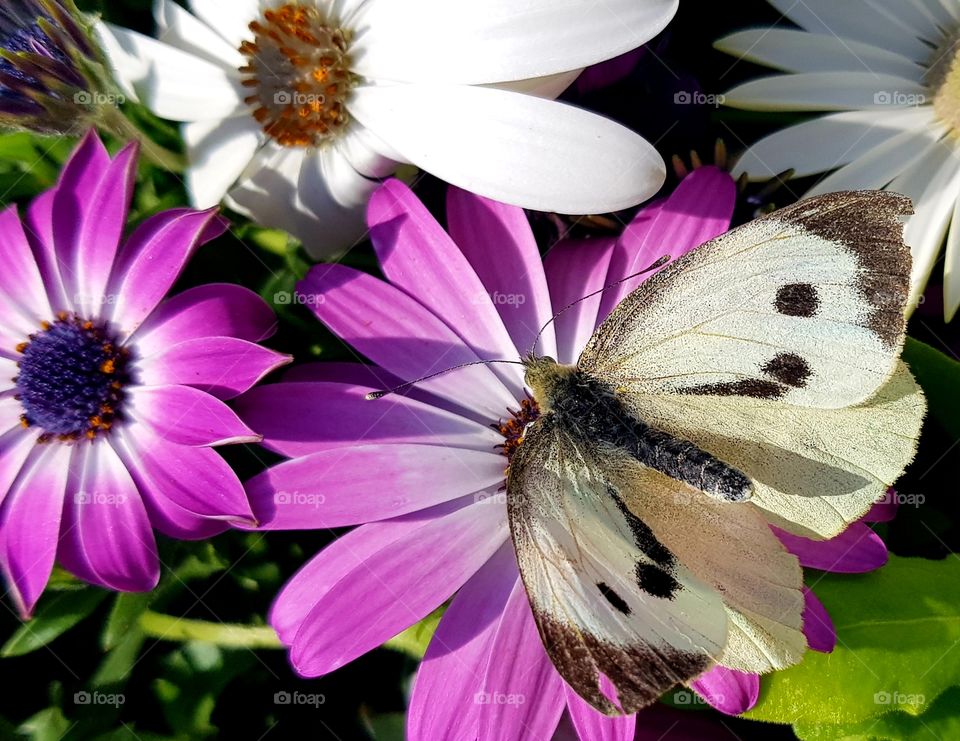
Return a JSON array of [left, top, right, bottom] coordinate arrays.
[[795, 686, 960, 740], [102, 592, 154, 651], [383, 607, 444, 660], [1, 588, 108, 657], [747, 556, 960, 727], [17, 707, 71, 741], [902, 337, 960, 439]]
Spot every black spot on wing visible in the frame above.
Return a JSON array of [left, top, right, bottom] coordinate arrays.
[[608, 488, 675, 568], [597, 582, 631, 615], [636, 563, 680, 600], [762, 353, 811, 388], [775, 283, 819, 317], [680, 378, 786, 400]]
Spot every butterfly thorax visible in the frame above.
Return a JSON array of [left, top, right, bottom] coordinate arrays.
[[523, 356, 752, 502]]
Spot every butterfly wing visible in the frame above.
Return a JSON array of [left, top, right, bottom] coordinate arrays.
[[580, 191, 913, 409], [507, 415, 805, 714]]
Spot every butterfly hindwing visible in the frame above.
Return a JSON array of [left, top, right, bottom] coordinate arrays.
[[580, 191, 913, 409]]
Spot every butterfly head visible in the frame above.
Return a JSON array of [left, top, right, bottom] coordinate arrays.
[[523, 354, 577, 414]]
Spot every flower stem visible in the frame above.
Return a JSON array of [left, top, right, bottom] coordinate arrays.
[[98, 104, 186, 173], [138, 610, 283, 649]]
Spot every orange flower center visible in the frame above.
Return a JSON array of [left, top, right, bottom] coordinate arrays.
[[239, 3, 356, 148]]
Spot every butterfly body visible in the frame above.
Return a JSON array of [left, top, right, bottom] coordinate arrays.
[[506, 191, 926, 716]]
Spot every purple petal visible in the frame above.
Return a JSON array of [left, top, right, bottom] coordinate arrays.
[[446, 186, 558, 358], [281, 361, 403, 386], [577, 48, 646, 94], [113, 422, 255, 534], [289, 498, 508, 676], [599, 166, 736, 318], [128, 384, 261, 446], [691, 667, 759, 715], [71, 143, 140, 319], [234, 381, 500, 458], [271, 499, 473, 644], [58, 443, 159, 592], [477, 578, 567, 741], [0, 205, 51, 336], [566, 676, 637, 741], [138, 337, 291, 399], [865, 489, 899, 522], [408, 545, 518, 741], [775, 523, 888, 573], [0, 427, 39, 511], [107, 208, 223, 337], [803, 586, 836, 653], [299, 264, 515, 422], [0, 444, 71, 618], [131, 284, 278, 356], [245, 444, 505, 529], [368, 181, 524, 398], [24, 189, 69, 314], [544, 238, 617, 364]]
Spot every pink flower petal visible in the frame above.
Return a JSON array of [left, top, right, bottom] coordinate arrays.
[[131, 284, 278, 357], [107, 207, 224, 336], [234, 381, 500, 458], [369, 181, 525, 398], [138, 337, 291, 399], [865, 489, 899, 522], [599, 166, 736, 318], [775, 523, 888, 573], [691, 667, 759, 715], [0, 427, 39, 512], [566, 676, 637, 741], [128, 384, 260, 446], [0, 205, 52, 337], [280, 361, 402, 386], [113, 422, 255, 534], [0, 443, 71, 617], [544, 237, 617, 364], [245, 443, 505, 529], [23, 189, 69, 314], [299, 264, 516, 422], [58, 443, 159, 592], [289, 498, 508, 676], [271, 499, 473, 644], [477, 578, 567, 741], [446, 186, 558, 358], [408, 544, 518, 741], [803, 586, 837, 653]]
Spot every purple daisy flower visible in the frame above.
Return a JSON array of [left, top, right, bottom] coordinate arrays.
[[239, 170, 893, 737], [0, 131, 288, 618]]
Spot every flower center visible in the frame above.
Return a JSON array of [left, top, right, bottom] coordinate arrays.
[[494, 397, 541, 464], [926, 30, 960, 136], [0, 20, 67, 107], [14, 314, 129, 442], [239, 3, 356, 148]]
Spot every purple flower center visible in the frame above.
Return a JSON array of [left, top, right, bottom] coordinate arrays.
[[15, 316, 129, 441], [493, 396, 541, 464]]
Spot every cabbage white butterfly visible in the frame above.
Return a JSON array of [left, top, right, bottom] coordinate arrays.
[[507, 191, 925, 714]]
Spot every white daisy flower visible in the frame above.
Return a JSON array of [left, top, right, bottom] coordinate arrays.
[[98, 0, 677, 258], [716, 0, 960, 319]]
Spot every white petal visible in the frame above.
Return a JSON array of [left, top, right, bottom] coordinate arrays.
[[944, 195, 960, 321], [101, 24, 244, 121], [154, 0, 245, 70], [926, 0, 960, 25], [188, 0, 258, 48], [314, 145, 377, 210], [805, 120, 944, 194], [723, 71, 928, 111], [338, 124, 400, 177], [733, 107, 930, 179], [868, 0, 943, 40], [351, 0, 677, 84], [715, 28, 923, 79], [350, 83, 665, 214], [490, 69, 582, 100], [182, 116, 262, 207], [766, 0, 932, 61]]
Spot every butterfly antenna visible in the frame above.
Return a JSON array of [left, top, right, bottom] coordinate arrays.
[[526, 253, 671, 357], [366, 359, 527, 401]]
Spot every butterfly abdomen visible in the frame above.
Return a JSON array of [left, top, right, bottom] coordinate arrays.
[[550, 370, 752, 502]]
